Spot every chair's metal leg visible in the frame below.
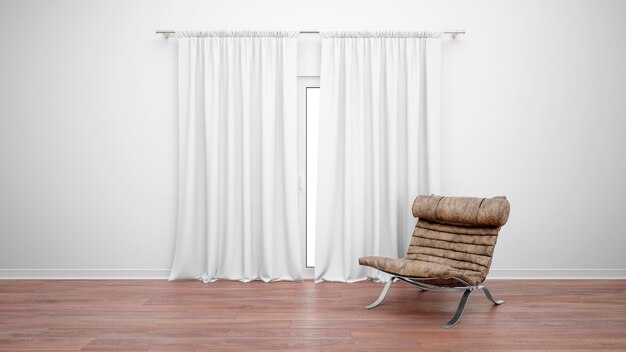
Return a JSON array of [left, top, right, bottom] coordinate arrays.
[[441, 288, 472, 329], [481, 286, 505, 305], [365, 277, 395, 309]]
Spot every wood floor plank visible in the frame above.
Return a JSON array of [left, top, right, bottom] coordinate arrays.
[[0, 338, 91, 351], [0, 318, 293, 330], [7, 327, 351, 340], [0, 279, 625, 351], [81, 337, 428, 350]]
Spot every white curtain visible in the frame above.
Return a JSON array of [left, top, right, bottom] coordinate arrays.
[[169, 31, 302, 282], [315, 32, 442, 282]]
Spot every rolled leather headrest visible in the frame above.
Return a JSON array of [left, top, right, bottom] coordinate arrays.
[[412, 195, 510, 227]]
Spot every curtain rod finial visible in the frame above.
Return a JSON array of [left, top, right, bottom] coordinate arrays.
[[156, 30, 175, 39]]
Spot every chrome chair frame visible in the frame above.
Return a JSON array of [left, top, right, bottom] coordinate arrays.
[[365, 276, 504, 329]]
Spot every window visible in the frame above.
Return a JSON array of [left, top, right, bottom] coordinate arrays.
[[297, 76, 320, 279], [306, 87, 319, 268]]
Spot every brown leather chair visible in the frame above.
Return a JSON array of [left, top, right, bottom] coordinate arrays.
[[359, 195, 511, 328]]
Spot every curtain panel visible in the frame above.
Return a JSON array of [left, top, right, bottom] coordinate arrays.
[[169, 31, 302, 282], [314, 31, 443, 282]]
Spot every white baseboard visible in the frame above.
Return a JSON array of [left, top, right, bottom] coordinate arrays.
[[0, 269, 625, 280], [0, 269, 171, 279], [488, 269, 626, 279]]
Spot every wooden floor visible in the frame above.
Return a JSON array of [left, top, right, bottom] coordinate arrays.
[[0, 280, 625, 351]]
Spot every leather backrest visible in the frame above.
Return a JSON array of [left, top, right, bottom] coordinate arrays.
[[412, 195, 510, 227], [406, 195, 510, 284]]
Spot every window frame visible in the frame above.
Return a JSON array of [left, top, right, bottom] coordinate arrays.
[[297, 76, 320, 279]]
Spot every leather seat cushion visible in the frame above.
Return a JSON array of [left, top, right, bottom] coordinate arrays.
[[359, 256, 483, 286]]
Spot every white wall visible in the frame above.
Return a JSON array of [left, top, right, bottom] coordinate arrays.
[[1, 0, 625, 278]]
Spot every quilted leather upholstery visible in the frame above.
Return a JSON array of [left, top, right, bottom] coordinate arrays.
[[359, 195, 510, 286]]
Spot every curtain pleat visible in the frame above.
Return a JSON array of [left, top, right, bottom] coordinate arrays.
[[315, 33, 442, 282], [170, 33, 301, 282]]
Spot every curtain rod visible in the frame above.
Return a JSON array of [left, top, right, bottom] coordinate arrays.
[[156, 30, 465, 39]]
